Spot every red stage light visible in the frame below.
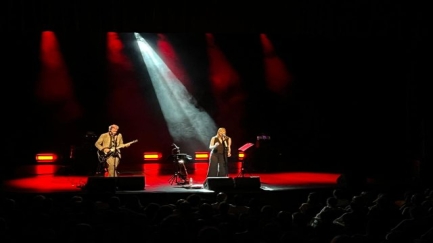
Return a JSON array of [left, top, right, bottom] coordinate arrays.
[[195, 152, 209, 160], [35, 153, 58, 163], [143, 152, 163, 160]]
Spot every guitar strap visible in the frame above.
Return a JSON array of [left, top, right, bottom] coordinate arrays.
[[109, 133, 117, 147]]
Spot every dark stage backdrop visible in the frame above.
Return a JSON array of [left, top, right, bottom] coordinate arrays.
[[1, 32, 430, 182]]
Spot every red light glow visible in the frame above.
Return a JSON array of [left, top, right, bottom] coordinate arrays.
[[195, 152, 209, 160], [36, 153, 58, 163], [143, 152, 163, 160]]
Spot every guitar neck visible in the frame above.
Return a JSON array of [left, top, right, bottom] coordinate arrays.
[[115, 140, 137, 150], [116, 144, 127, 149]]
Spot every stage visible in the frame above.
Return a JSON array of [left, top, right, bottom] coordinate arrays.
[[0, 162, 341, 194], [1, 161, 419, 215]]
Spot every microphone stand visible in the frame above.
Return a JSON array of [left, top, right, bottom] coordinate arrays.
[[223, 136, 229, 177], [113, 136, 119, 191], [114, 138, 118, 177]]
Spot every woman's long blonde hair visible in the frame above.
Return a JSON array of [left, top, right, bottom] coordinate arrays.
[[216, 127, 226, 136]]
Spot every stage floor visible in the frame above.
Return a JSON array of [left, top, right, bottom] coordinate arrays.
[[2, 162, 413, 212], [1, 162, 341, 194]]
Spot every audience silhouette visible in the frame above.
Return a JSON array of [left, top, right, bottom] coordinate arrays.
[[1, 184, 432, 243]]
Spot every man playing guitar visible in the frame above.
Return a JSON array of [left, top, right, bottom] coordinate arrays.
[[95, 124, 130, 177]]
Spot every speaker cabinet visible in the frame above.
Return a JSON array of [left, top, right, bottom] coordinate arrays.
[[85, 175, 145, 192], [234, 177, 261, 190], [117, 175, 145, 190], [203, 177, 234, 191], [86, 176, 116, 192]]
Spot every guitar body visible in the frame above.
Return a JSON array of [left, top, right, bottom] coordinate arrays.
[[97, 149, 119, 163], [97, 139, 138, 163]]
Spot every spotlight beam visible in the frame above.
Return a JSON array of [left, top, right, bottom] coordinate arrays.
[[134, 33, 216, 149]]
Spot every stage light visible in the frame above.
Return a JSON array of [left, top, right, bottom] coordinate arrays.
[[238, 143, 254, 161], [195, 151, 209, 160], [135, 33, 217, 153], [143, 152, 163, 160], [238, 151, 245, 160], [35, 153, 58, 163]]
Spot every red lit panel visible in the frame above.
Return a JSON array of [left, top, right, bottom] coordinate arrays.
[[195, 152, 209, 160], [35, 153, 58, 163], [143, 152, 162, 160]]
